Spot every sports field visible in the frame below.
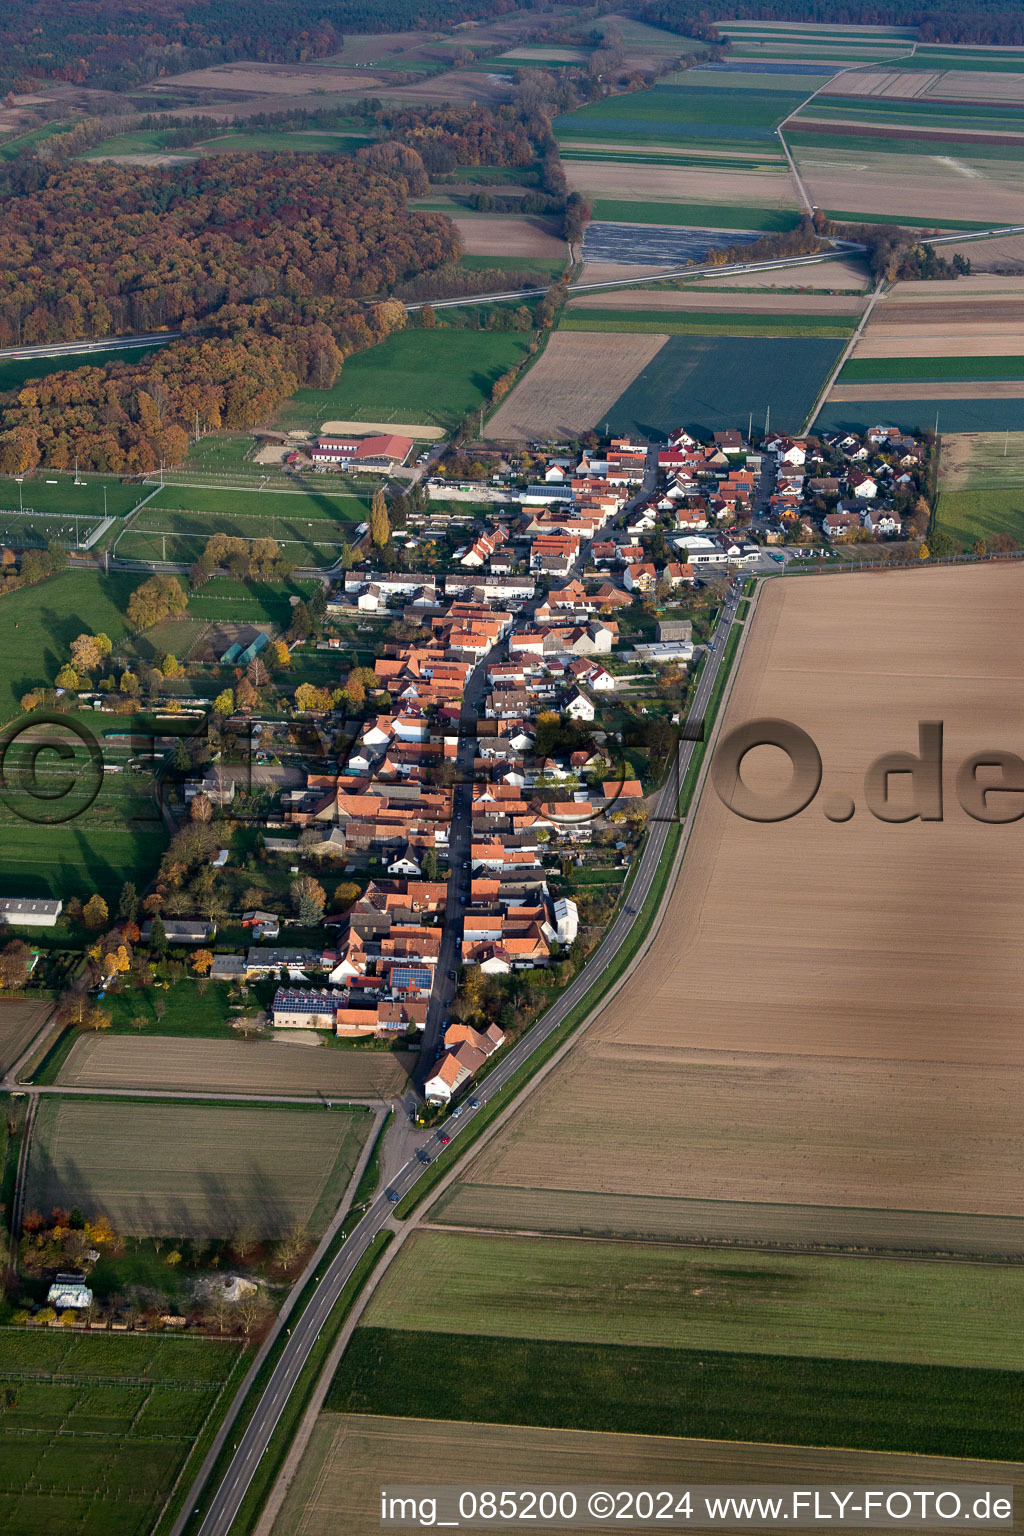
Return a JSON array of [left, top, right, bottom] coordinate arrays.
[[0, 1329, 241, 1536], [0, 476, 143, 519], [25, 1098, 373, 1238], [118, 485, 368, 566], [275, 329, 532, 433], [329, 1329, 1024, 1462], [363, 1231, 1024, 1369], [273, 1415, 1024, 1536], [58, 1035, 416, 1099], [463, 566, 1024, 1242]]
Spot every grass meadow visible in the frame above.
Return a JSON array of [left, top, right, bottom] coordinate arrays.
[[329, 1329, 1024, 1462], [274, 329, 532, 432], [561, 308, 853, 338], [934, 488, 1024, 545], [0, 348, 162, 394], [361, 1231, 1024, 1370], [0, 1329, 241, 1536], [589, 199, 801, 230], [840, 357, 1024, 383], [0, 477, 146, 520]]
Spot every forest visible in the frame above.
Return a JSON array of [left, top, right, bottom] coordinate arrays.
[[0, 148, 458, 472], [638, 0, 1024, 45], [0, 0, 524, 93]]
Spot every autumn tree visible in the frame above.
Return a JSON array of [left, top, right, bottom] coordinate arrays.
[[291, 875, 326, 925], [333, 881, 360, 909], [127, 575, 187, 631], [0, 940, 32, 990], [370, 487, 390, 550], [212, 689, 234, 717], [83, 894, 108, 930], [192, 949, 214, 975]]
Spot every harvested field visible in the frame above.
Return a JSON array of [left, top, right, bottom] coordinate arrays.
[[158, 62, 386, 94], [569, 289, 865, 313], [794, 145, 1024, 223], [449, 213, 568, 258], [486, 331, 666, 439], [434, 1184, 1024, 1257], [25, 1097, 372, 1238], [831, 380, 1024, 401], [364, 1230, 1024, 1367], [929, 70, 1024, 103], [318, 418, 444, 438], [559, 138, 784, 160], [851, 289, 1024, 358], [932, 233, 1024, 271], [465, 566, 1024, 1236], [579, 260, 668, 282], [828, 69, 941, 97], [273, 1414, 1024, 1536], [0, 998, 48, 1076], [563, 160, 796, 204], [698, 255, 871, 288], [56, 1035, 416, 1098]]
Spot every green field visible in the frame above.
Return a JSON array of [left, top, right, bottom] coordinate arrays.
[[0, 1329, 240, 1536], [841, 356, 1024, 383], [0, 513, 103, 550], [562, 309, 853, 338], [329, 1329, 1024, 1462], [824, 209, 993, 230], [195, 130, 375, 154], [0, 346, 163, 393], [589, 200, 801, 231], [934, 488, 1024, 544], [0, 477, 146, 520], [459, 254, 566, 273], [88, 128, 178, 155], [0, 568, 135, 721], [0, 802, 167, 905], [185, 575, 320, 625], [606, 334, 844, 436], [120, 484, 367, 565], [362, 1231, 1024, 1370], [275, 328, 531, 433], [561, 146, 788, 168], [790, 128, 1024, 161], [25, 1097, 373, 1239]]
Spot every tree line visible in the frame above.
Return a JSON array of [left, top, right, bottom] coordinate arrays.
[[635, 0, 1024, 47]]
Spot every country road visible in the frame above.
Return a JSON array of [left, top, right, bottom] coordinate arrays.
[[176, 572, 748, 1536]]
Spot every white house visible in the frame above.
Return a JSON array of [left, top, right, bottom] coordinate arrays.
[[551, 895, 578, 945], [564, 689, 595, 722], [0, 897, 62, 927]]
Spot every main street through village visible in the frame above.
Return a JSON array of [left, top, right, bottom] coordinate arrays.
[[177, 512, 746, 1536]]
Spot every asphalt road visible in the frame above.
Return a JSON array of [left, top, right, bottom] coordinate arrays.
[[0, 332, 181, 362], [182, 577, 743, 1536]]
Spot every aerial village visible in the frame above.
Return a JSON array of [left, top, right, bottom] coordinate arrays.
[[25, 421, 928, 1118]]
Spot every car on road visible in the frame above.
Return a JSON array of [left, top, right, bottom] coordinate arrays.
[[417, 1150, 431, 1163], [386, 1188, 400, 1203], [439, 1134, 451, 1145], [448, 968, 457, 980], [467, 1097, 480, 1108], [450, 1105, 463, 1118]]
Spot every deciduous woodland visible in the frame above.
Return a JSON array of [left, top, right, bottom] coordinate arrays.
[[0, 0, 514, 93], [0, 149, 458, 473], [639, 0, 1024, 46]]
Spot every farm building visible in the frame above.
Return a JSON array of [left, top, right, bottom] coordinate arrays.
[[272, 988, 346, 1029], [0, 897, 61, 927], [311, 433, 413, 470]]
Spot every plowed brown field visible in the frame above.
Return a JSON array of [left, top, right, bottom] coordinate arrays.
[[466, 566, 1024, 1238], [272, 1415, 1024, 1536], [486, 331, 666, 438], [57, 1035, 415, 1098]]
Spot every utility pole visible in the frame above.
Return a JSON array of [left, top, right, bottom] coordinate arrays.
[[1005, 428, 1010, 457], [765, 405, 770, 437]]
